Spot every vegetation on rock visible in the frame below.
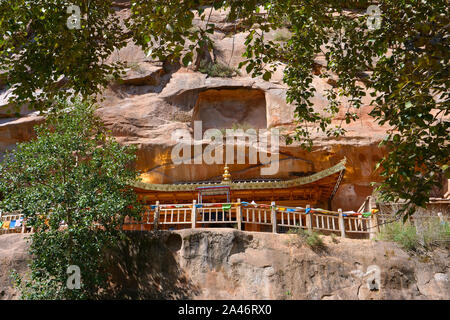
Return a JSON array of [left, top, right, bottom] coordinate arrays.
[[198, 60, 240, 78], [273, 29, 292, 42], [287, 228, 326, 250]]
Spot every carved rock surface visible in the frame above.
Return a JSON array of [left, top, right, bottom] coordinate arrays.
[[2, 230, 448, 300]]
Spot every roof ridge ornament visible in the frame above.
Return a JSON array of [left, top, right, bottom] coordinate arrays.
[[222, 164, 232, 184]]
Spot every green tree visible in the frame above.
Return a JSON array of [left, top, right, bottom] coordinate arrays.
[[0, 100, 142, 299], [1, 1, 448, 217], [0, 0, 127, 112]]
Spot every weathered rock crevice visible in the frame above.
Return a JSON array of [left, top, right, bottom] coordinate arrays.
[[192, 88, 267, 131]]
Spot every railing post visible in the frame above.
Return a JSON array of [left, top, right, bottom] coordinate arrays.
[[364, 196, 370, 212], [369, 211, 377, 240], [306, 204, 312, 231], [338, 208, 346, 238], [153, 201, 160, 231], [191, 200, 197, 229], [237, 198, 242, 230], [271, 201, 277, 233]]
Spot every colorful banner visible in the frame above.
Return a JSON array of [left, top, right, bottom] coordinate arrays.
[[147, 201, 378, 218], [312, 208, 334, 214]]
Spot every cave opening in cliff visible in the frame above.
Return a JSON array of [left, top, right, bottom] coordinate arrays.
[[192, 88, 267, 131]]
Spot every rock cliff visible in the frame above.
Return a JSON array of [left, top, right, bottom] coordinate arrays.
[[1, 230, 448, 300]]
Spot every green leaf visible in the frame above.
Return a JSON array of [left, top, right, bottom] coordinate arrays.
[[182, 53, 192, 67], [262, 71, 272, 81]]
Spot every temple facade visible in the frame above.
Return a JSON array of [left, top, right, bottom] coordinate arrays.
[[133, 158, 347, 209]]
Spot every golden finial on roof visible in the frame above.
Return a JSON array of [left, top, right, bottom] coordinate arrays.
[[222, 164, 231, 184]]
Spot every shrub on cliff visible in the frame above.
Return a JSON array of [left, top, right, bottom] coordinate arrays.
[[287, 228, 326, 251], [378, 218, 450, 252], [198, 60, 241, 78], [378, 221, 420, 252], [0, 100, 143, 299]]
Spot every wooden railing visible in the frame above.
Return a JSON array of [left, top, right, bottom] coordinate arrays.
[[0, 212, 30, 234], [311, 212, 340, 233], [274, 206, 375, 238], [0, 202, 378, 238], [242, 207, 272, 227], [159, 207, 193, 225], [344, 214, 372, 234], [123, 200, 379, 239], [198, 204, 238, 225]]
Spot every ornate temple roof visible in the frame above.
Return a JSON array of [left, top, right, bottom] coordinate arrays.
[[132, 158, 346, 192]]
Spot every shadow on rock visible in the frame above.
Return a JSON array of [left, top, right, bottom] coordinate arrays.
[[102, 231, 200, 299]]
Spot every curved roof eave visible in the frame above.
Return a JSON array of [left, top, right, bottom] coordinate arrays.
[[131, 158, 347, 192]]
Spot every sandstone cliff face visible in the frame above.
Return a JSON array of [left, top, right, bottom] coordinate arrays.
[[115, 229, 449, 300], [0, 6, 393, 210], [0, 234, 30, 300], [1, 230, 448, 300]]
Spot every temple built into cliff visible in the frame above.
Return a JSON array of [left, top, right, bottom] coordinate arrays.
[[133, 158, 346, 209]]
